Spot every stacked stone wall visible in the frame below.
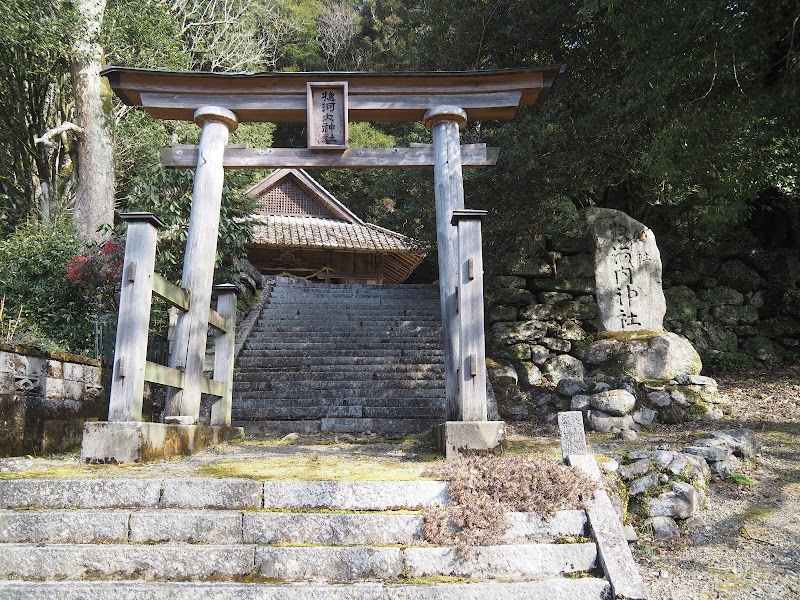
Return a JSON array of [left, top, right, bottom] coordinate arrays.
[[0, 346, 109, 456], [487, 236, 800, 420]]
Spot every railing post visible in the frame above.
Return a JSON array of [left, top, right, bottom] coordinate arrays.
[[210, 284, 237, 427], [165, 106, 238, 424], [423, 105, 467, 422], [107, 212, 165, 422], [451, 209, 488, 421]]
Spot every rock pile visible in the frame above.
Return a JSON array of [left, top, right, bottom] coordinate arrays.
[[603, 428, 756, 540], [532, 370, 730, 432], [682, 428, 757, 478]]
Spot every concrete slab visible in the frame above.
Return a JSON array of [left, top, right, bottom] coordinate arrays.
[[80, 421, 244, 464], [129, 509, 243, 544], [503, 509, 588, 542], [403, 542, 598, 579], [0, 544, 255, 580], [160, 478, 262, 509], [0, 580, 610, 600], [243, 512, 422, 545], [0, 509, 128, 543], [432, 420, 505, 459], [255, 546, 404, 581], [262, 481, 448, 510], [0, 479, 161, 509]]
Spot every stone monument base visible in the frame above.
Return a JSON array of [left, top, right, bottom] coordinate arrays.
[[433, 421, 506, 460], [80, 421, 245, 464]]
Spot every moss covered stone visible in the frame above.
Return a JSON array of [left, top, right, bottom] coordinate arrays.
[[664, 285, 700, 324], [584, 331, 702, 381]]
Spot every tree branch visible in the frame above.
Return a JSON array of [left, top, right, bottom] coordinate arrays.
[[34, 122, 83, 148]]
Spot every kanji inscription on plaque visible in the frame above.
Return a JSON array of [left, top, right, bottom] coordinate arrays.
[[307, 82, 348, 150]]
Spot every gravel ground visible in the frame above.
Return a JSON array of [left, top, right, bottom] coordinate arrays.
[[624, 366, 800, 600], [1, 367, 798, 599]]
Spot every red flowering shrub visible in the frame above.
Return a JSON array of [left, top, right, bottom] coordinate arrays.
[[66, 237, 125, 312]]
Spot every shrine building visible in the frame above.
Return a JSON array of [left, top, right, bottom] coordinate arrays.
[[245, 168, 426, 284]]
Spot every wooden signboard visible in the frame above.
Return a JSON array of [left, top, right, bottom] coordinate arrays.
[[307, 82, 348, 149]]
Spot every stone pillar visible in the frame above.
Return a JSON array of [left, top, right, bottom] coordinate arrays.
[[210, 284, 237, 427], [451, 209, 488, 421], [108, 212, 165, 422], [165, 106, 238, 423], [423, 106, 467, 422]]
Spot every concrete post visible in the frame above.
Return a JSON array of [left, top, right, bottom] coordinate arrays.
[[451, 209, 488, 421], [165, 106, 238, 423], [423, 106, 467, 422], [107, 212, 165, 422], [210, 284, 237, 426]]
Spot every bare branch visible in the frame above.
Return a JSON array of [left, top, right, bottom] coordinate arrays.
[[34, 122, 84, 148]]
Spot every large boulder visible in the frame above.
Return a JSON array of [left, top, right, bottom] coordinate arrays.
[[583, 331, 702, 381]]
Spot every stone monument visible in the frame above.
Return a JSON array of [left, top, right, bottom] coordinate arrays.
[[555, 208, 727, 431], [587, 207, 666, 332]]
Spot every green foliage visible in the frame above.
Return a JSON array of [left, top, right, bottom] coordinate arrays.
[[0, 218, 94, 353], [0, 0, 79, 233], [727, 472, 754, 486], [122, 167, 256, 283], [102, 0, 187, 70]]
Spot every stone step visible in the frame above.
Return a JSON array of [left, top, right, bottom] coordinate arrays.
[[0, 580, 610, 600], [256, 317, 442, 325], [233, 419, 441, 435], [265, 302, 439, 310], [269, 286, 439, 295], [236, 366, 444, 380], [232, 395, 444, 408], [235, 357, 443, 368], [233, 398, 444, 411], [319, 417, 443, 433], [237, 349, 444, 359], [0, 479, 449, 511], [233, 369, 443, 381], [245, 333, 442, 342], [266, 301, 439, 309], [261, 313, 441, 321], [233, 378, 445, 390], [240, 350, 444, 358], [0, 542, 598, 582], [240, 340, 442, 349], [231, 405, 444, 420], [0, 507, 585, 546]]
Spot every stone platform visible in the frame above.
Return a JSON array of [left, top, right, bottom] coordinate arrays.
[[80, 421, 244, 464]]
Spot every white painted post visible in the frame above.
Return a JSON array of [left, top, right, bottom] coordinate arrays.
[[210, 284, 237, 426], [107, 212, 165, 422], [423, 106, 467, 422], [452, 209, 488, 421], [165, 106, 238, 423]]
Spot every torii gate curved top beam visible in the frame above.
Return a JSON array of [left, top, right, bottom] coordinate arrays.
[[102, 66, 564, 123]]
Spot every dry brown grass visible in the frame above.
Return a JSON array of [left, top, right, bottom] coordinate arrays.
[[421, 455, 597, 556]]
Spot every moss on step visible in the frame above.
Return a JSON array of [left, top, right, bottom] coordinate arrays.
[[395, 575, 477, 584], [199, 455, 438, 481]]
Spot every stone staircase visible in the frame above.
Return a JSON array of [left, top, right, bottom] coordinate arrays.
[[0, 476, 611, 599], [232, 277, 447, 434]]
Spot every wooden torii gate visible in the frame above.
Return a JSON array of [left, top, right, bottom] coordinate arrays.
[[95, 66, 562, 459]]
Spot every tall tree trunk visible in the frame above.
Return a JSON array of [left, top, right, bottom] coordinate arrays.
[[70, 0, 114, 241]]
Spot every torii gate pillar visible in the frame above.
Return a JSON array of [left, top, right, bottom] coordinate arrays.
[[423, 106, 467, 422], [165, 106, 238, 423], [425, 107, 504, 458]]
